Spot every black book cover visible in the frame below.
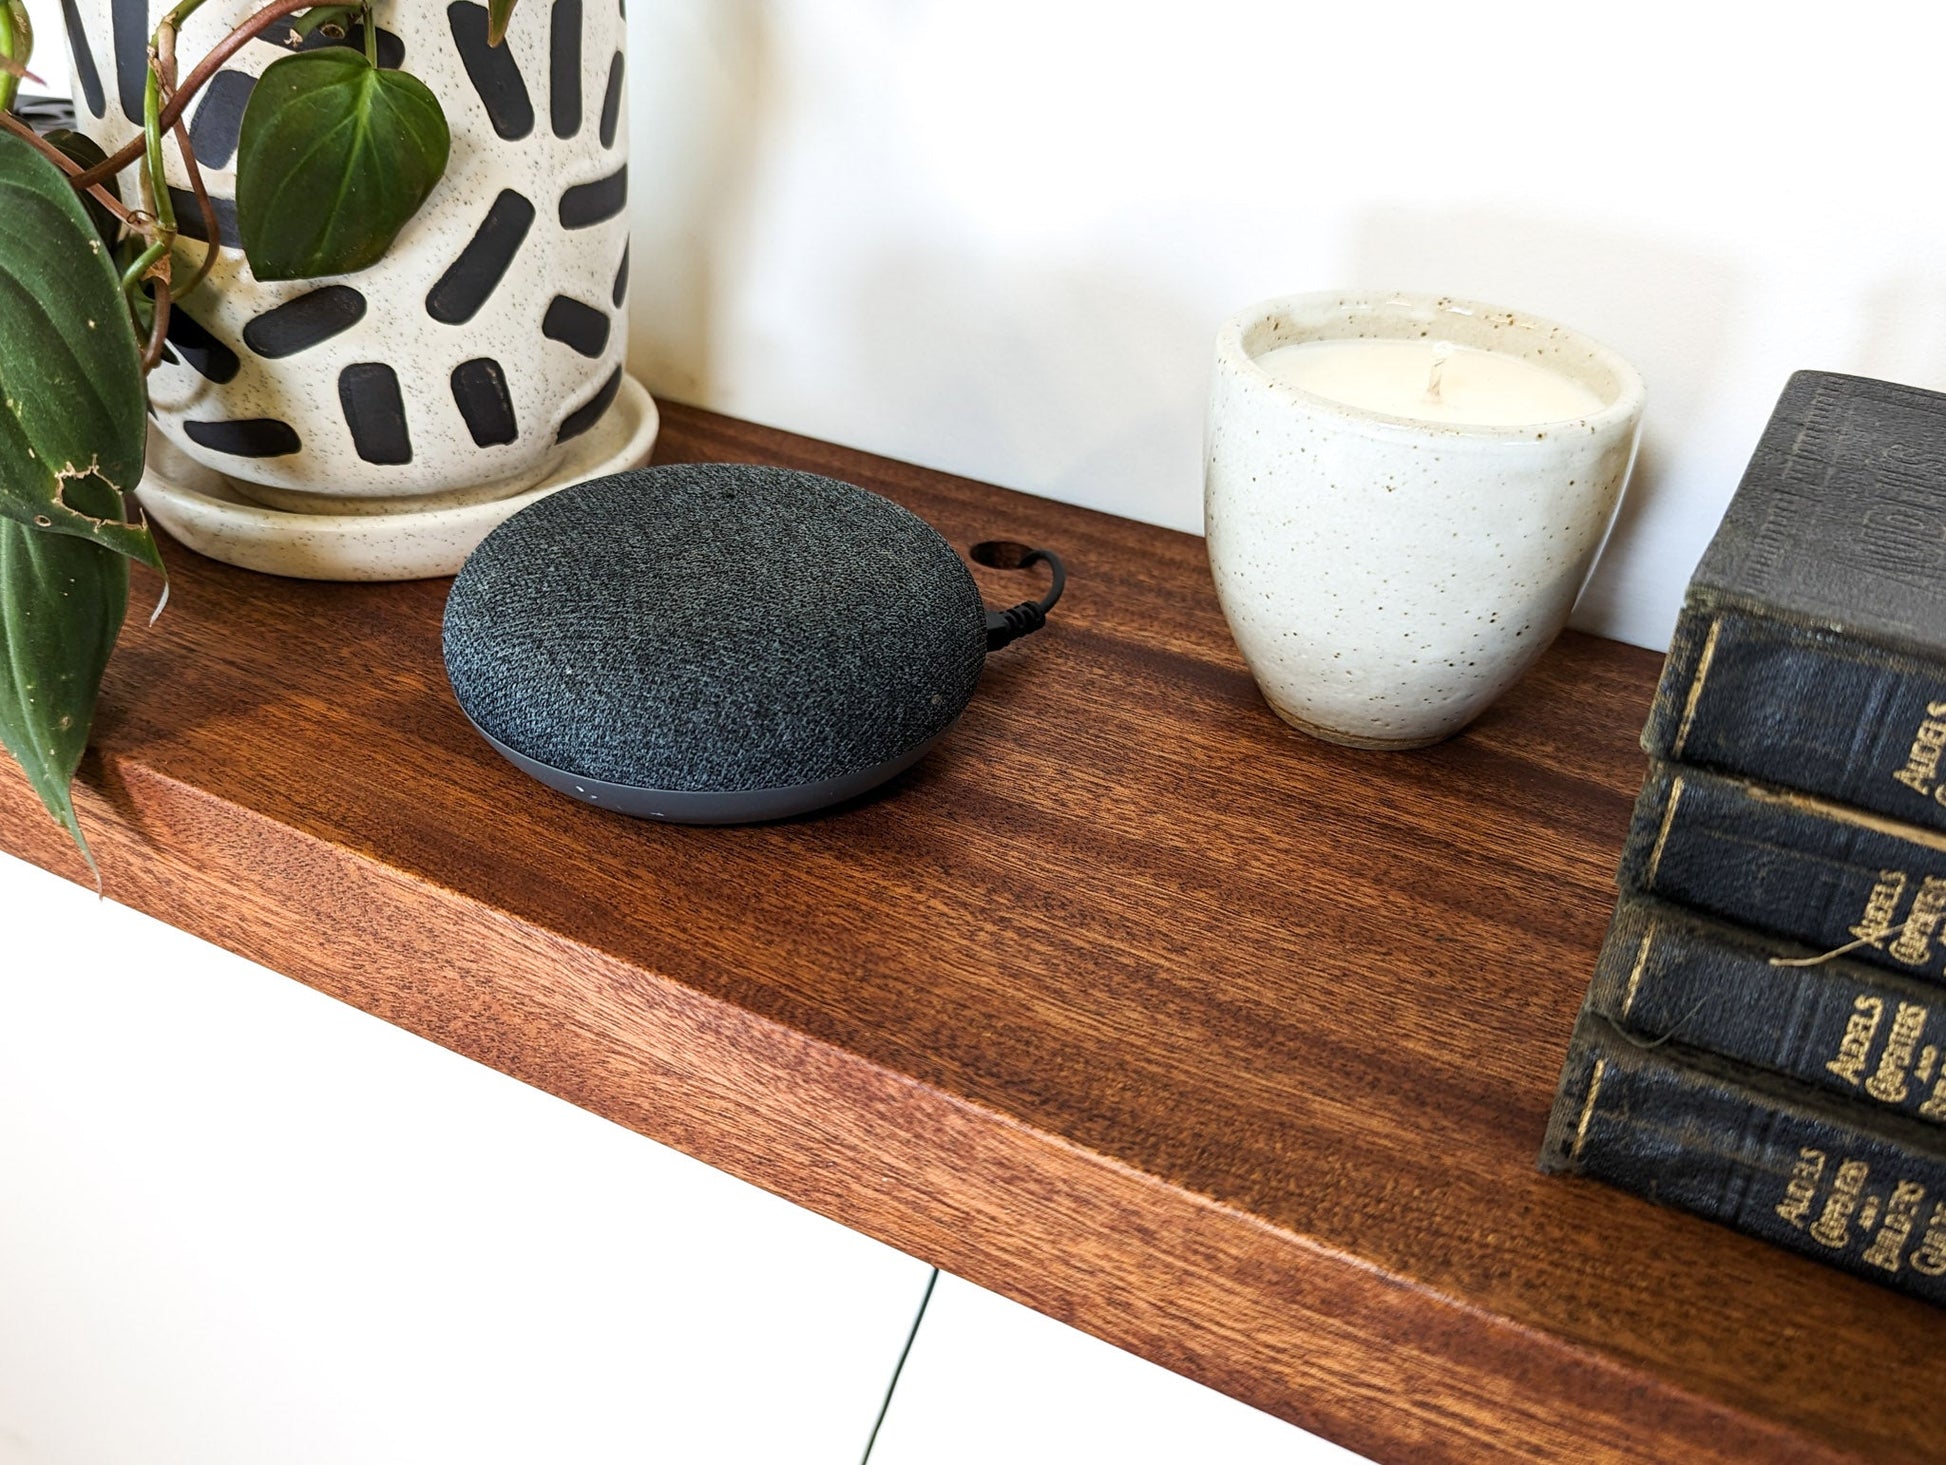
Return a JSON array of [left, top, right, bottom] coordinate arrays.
[[1641, 371, 1946, 832], [1592, 897, 1946, 1124], [1620, 762, 1946, 985], [1541, 1012, 1946, 1306]]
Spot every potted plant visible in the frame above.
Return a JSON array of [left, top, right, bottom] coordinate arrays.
[[0, 0, 634, 872]]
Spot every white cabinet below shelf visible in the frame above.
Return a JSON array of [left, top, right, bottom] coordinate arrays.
[[0, 851, 933, 1465], [870, 1272, 1371, 1464]]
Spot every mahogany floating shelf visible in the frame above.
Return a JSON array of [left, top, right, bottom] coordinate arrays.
[[4, 405, 1936, 1464]]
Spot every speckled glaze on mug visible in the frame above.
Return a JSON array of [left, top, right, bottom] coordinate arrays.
[[1205, 292, 1645, 749], [67, 0, 630, 510]]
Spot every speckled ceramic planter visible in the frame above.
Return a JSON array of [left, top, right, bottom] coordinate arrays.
[[1205, 292, 1645, 749], [65, 0, 630, 512]]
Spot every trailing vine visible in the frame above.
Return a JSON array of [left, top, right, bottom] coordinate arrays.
[[0, 0, 520, 876]]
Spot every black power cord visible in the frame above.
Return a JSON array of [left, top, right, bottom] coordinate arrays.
[[970, 540, 1067, 651]]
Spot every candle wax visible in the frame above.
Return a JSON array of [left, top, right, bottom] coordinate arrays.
[[1255, 338, 1603, 427]]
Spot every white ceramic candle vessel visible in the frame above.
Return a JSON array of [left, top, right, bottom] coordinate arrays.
[[1205, 292, 1645, 749]]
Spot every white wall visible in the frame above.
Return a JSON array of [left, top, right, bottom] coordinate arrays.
[[28, 1, 1946, 649], [0, 852, 936, 1465], [871, 1272, 1365, 1463], [618, 0, 1946, 651]]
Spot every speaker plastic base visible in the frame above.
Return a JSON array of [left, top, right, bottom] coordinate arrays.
[[468, 717, 954, 824]]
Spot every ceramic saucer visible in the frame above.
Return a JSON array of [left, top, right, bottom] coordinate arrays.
[[134, 374, 659, 581]]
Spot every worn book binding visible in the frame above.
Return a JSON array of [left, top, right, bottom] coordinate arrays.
[[1641, 371, 1946, 833], [1542, 1014, 1946, 1306], [1621, 762, 1946, 985], [1593, 898, 1946, 1124]]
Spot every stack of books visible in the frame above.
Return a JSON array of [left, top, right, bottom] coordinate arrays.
[[1540, 370, 1946, 1306]]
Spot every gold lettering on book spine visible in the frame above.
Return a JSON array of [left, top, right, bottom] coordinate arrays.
[[1911, 1203, 1946, 1276], [1921, 1078, 1946, 1122], [1826, 995, 1885, 1086], [1863, 1180, 1927, 1271], [1867, 1001, 1930, 1103], [1776, 1148, 1827, 1228], [1889, 878, 1946, 966], [1851, 871, 1910, 947], [1810, 1158, 1870, 1248], [1891, 701, 1946, 802]]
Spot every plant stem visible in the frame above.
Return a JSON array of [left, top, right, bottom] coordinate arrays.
[[0, 109, 141, 230], [141, 46, 177, 239], [170, 113, 220, 292], [141, 276, 172, 372], [146, 0, 220, 292], [71, 0, 316, 190], [289, 5, 355, 38], [0, 5, 18, 114], [120, 236, 170, 295], [362, 1, 377, 65], [160, 0, 211, 37]]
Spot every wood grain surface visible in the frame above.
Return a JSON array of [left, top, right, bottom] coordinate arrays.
[[4, 404, 1939, 1464]]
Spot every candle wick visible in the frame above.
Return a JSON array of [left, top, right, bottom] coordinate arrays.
[[1425, 341, 1456, 404]]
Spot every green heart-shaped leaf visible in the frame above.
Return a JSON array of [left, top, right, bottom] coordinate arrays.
[[0, 131, 159, 573], [235, 49, 450, 281], [0, 509, 129, 877]]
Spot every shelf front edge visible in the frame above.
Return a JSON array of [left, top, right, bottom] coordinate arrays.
[[0, 751, 1841, 1465]]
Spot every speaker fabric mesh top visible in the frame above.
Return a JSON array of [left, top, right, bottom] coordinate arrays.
[[443, 463, 988, 814]]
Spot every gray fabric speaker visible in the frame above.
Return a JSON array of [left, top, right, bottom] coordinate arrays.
[[442, 462, 1063, 823]]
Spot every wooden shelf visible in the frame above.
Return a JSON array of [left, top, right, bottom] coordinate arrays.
[[4, 405, 1936, 1464]]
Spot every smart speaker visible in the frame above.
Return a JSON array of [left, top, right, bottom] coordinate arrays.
[[442, 462, 1064, 823]]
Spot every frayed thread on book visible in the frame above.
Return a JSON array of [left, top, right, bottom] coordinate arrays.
[[1770, 917, 1921, 969]]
